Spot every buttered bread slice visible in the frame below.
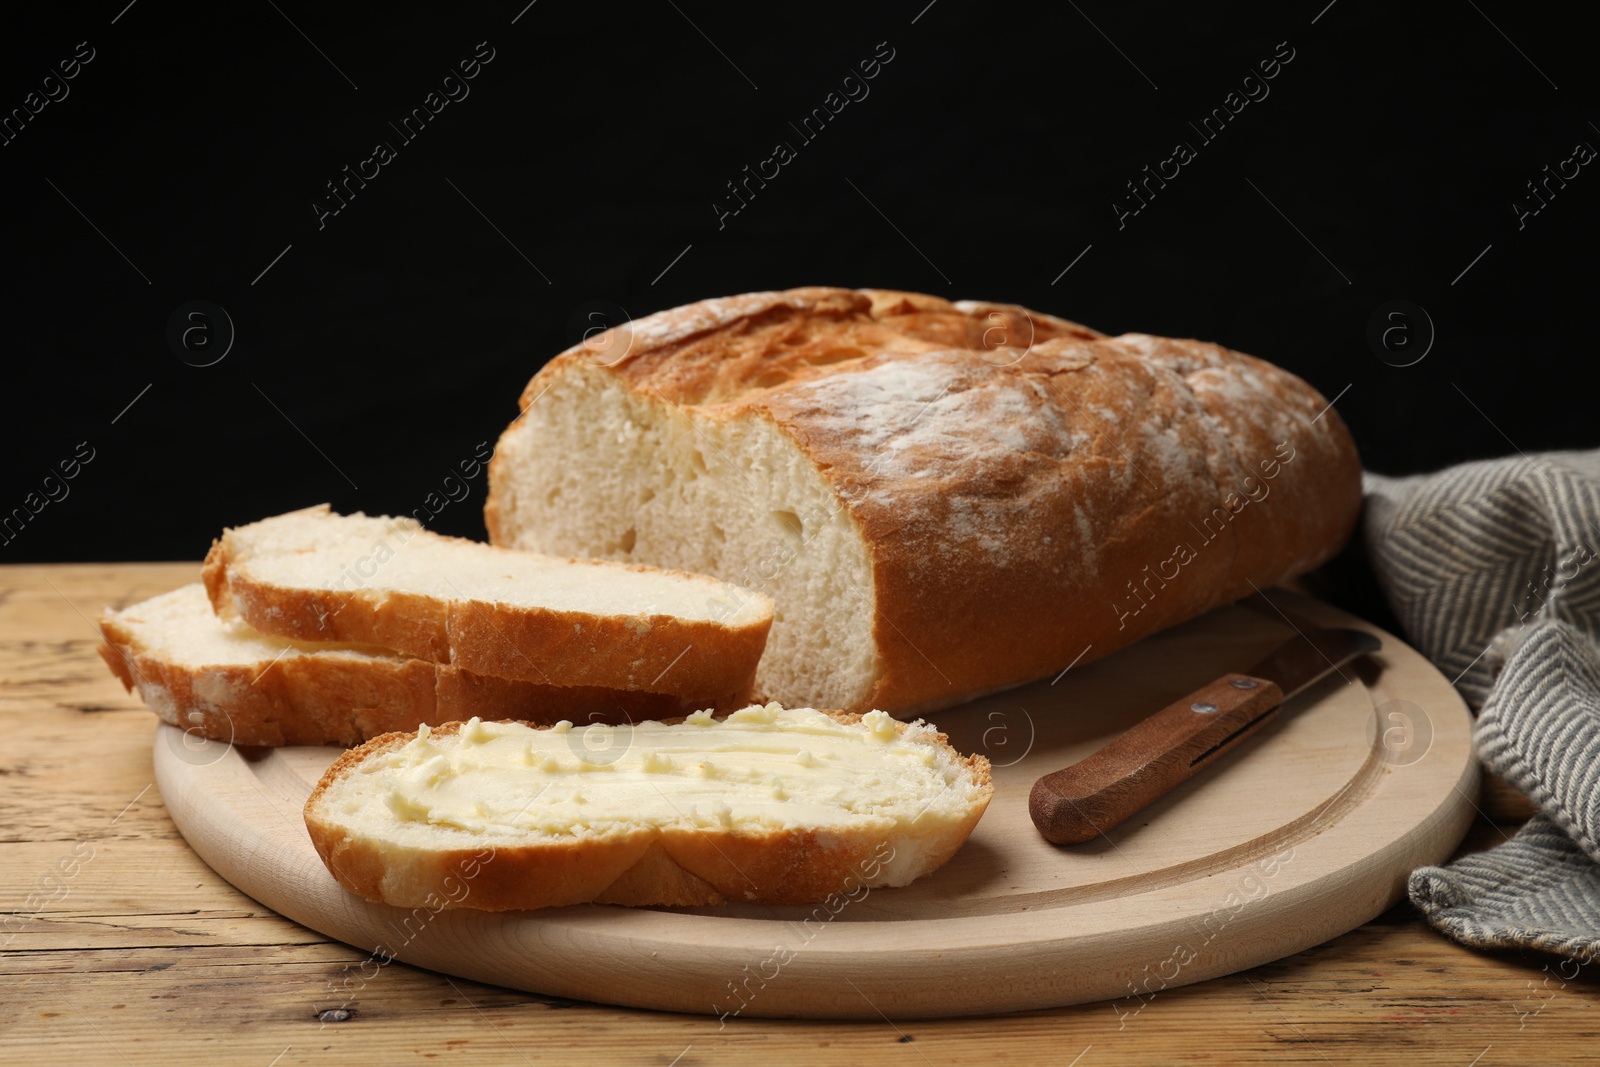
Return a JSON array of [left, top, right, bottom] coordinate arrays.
[[304, 704, 993, 909], [203, 505, 773, 706]]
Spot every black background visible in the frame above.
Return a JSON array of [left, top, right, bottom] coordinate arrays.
[[3, 0, 1595, 564]]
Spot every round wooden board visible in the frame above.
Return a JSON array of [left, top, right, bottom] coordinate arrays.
[[153, 591, 1477, 1019]]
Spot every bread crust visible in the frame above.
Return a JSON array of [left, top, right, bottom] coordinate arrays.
[[98, 596, 705, 747], [303, 714, 993, 910], [486, 288, 1361, 712], [203, 506, 772, 707]]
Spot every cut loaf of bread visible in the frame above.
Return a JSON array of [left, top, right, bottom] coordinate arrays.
[[203, 505, 773, 707], [485, 287, 1363, 714], [98, 584, 700, 747], [304, 704, 993, 910]]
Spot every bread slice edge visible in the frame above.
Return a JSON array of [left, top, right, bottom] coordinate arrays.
[[99, 584, 718, 747], [203, 506, 775, 703]]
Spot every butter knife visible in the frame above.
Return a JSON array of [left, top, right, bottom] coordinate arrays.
[[1028, 627, 1382, 845]]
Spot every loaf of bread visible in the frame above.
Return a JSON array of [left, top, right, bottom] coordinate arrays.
[[485, 288, 1362, 713], [98, 584, 699, 746], [304, 703, 993, 909], [203, 505, 774, 708]]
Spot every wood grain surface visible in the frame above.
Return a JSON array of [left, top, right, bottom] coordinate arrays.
[[3, 563, 1595, 1065]]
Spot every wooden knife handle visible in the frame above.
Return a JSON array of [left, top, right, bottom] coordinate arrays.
[[1028, 673, 1285, 845]]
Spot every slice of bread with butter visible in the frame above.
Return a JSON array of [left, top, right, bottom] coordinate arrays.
[[303, 704, 994, 909]]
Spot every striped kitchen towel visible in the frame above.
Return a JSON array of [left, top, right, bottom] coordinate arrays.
[[1361, 450, 1600, 959]]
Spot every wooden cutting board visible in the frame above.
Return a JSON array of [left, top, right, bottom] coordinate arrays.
[[153, 591, 1477, 1020]]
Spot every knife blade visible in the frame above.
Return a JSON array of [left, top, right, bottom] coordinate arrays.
[[1028, 627, 1382, 845]]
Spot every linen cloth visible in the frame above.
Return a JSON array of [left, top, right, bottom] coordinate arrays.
[[1360, 450, 1600, 959]]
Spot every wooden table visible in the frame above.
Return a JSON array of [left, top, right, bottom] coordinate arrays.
[[4, 563, 1593, 1065]]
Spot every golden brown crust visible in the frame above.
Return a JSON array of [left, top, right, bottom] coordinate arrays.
[[551, 287, 1103, 409], [752, 332, 1360, 713], [303, 715, 994, 910], [487, 287, 1362, 712], [205, 509, 772, 706], [98, 607, 706, 748]]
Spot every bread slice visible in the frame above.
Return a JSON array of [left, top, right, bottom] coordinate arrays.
[[484, 287, 1362, 713], [98, 584, 703, 747], [202, 505, 773, 706], [303, 704, 993, 910]]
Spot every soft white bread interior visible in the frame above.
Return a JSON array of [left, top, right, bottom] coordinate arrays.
[[98, 584, 702, 747], [203, 505, 773, 706], [490, 363, 878, 718], [304, 703, 994, 910]]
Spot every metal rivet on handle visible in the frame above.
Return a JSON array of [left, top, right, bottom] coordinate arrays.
[[1230, 678, 1259, 690], [1191, 702, 1220, 714]]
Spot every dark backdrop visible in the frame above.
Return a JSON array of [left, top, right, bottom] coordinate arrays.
[[3, 0, 1595, 563]]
